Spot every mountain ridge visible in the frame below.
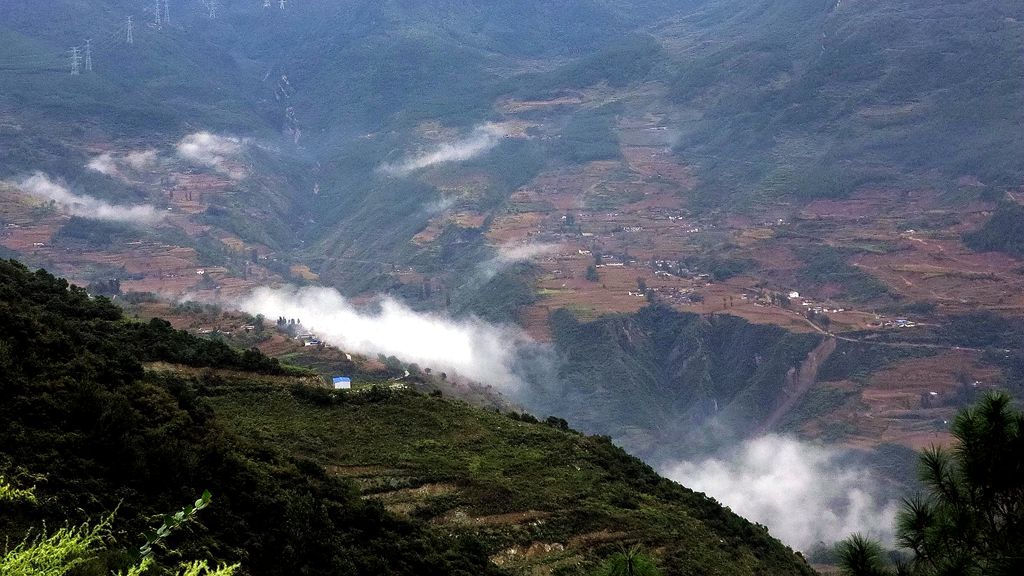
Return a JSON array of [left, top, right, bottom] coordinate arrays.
[[0, 257, 816, 575]]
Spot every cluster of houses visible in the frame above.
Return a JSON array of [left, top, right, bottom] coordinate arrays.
[[294, 333, 324, 347], [800, 301, 847, 315], [651, 260, 713, 282], [653, 267, 713, 282], [646, 286, 703, 305], [872, 317, 918, 329]]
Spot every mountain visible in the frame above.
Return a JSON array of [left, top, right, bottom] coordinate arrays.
[[3, 0, 1021, 285], [0, 258, 815, 575], [533, 305, 822, 459], [2, 0, 1024, 547], [659, 0, 1024, 205]]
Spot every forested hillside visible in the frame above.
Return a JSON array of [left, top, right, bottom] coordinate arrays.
[[541, 305, 822, 459], [660, 0, 1024, 204], [0, 259, 498, 575], [0, 258, 815, 575]]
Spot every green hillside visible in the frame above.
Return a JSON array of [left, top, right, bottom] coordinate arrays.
[[0, 258, 814, 575], [658, 0, 1024, 204], [537, 305, 822, 459], [964, 201, 1024, 257]]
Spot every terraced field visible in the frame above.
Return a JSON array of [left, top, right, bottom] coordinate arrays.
[[203, 384, 814, 576]]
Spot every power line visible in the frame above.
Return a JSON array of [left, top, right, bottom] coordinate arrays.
[[4, 0, 319, 75], [0, 59, 65, 69], [90, 26, 130, 50], [0, 65, 65, 74], [1, 14, 130, 75], [0, 53, 67, 66], [0, 9, 135, 75]]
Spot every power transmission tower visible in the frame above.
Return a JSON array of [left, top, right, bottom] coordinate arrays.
[[279, 0, 287, 9], [163, 0, 170, 25], [70, 47, 81, 75], [264, 0, 271, 8], [84, 39, 93, 72], [202, 0, 218, 19], [126, 16, 134, 44], [154, 0, 162, 27]]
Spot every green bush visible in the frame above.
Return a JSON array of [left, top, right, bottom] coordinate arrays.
[[964, 201, 1024, 257]]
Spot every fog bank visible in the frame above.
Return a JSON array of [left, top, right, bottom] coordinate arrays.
[[476, 242, 557, 282], [237, 286, 530, 390], [380, 124, 509, 176], [86, 153, 118, 176], [16, 172, 162, 224], [177, 132, 248, 178], [87, 150, 160, 175], [662, 435, 898, 551]]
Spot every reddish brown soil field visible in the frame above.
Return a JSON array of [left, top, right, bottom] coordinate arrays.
[[801, 350, 1003, 450], [853, 237, 1024, 314]]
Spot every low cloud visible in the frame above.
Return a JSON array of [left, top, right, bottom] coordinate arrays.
[[662, 435, 898, 551], [86, 153, 118, 176], [424, 195, 457, 215], [380, 124, 509, 176], [176, 132, 248, 178], [236, 286, 530, 390], [87, 149, 161, 175], [477, 242, 557, 282], [16, 172, 162, 224], [124, 149, 159, 170]]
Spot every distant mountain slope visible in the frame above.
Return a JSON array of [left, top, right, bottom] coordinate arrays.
[[0, 0, 677, 288], [536, 305, 823, 459], [3, 0, 1021, 277], [964, 200, 1024, 257], [0, 0, 669, 136], [657, 0, 1024, 204], [0, 258, 815, 575]]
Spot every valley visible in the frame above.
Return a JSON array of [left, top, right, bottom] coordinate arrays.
[[2, 0, 1024, 569], [0, 258, 817, 576]]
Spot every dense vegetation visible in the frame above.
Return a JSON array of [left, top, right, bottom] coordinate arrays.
[[550, 104, 624, 164], [816, 342, 935, 385], [663, 0, 1024, 206], [795, 246, 892, 303], [0, 259, 815, 575], [542, 304, 821, 459], [507, 34, 664, 99], [51, 217, 143, 249], [837, 393, 1024, 576], [209, 382, 814, 576], [964, 201, 1024, 257], [0, 259, 500, 575]]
